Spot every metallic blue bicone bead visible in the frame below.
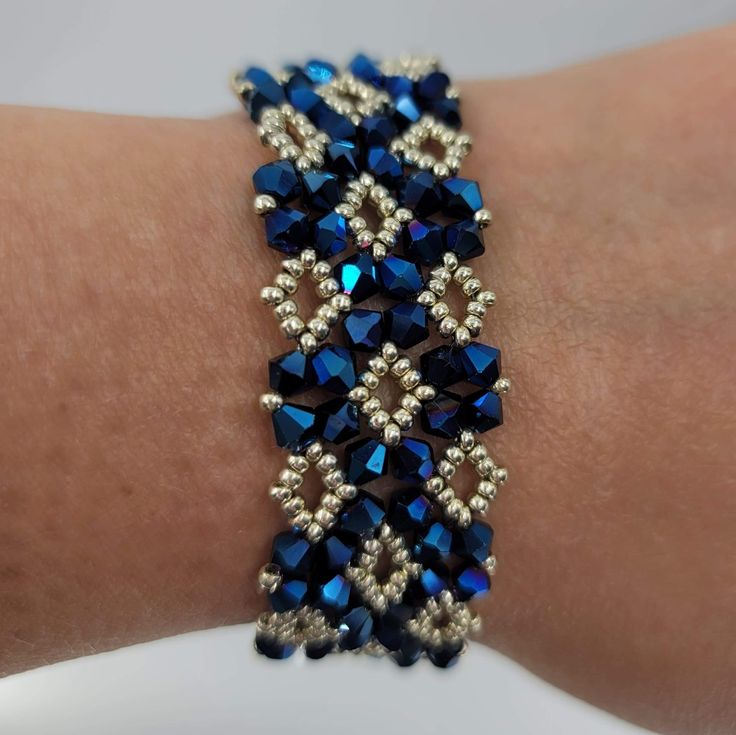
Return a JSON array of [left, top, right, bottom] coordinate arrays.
[[393, 93, 423, 130], [459, 342, 502, 387], [417, 71, 450, 101], [285, 72, 323, 116], [271, 531, 314, 579], [431, 97, 461, 128], [269, 578, 308, 612], [312, 211, 348, 258], [463, 389, 503, 433], [400, 172, 442, 217], [392, 636, 424, 667], [333, 253, 380, 303], [301, 170, 341, 212], [453, 520, 494, 564], [420, 390, 464, 438], [382, 75, 414, 98], [339, 490, 386, 536], [317, 397, 360, 445], [414, 521, 453, 564], [440, 177, 483, 217], [404, 218, 444, 265], [317, 573, 351, 612], [255, 633, 296, 660], [392, 438, 434, 483], [445, 219, 485, 260], [343, 308, 384, 352], [325, 141, 360, 180], [303, 58, 337, 85], [338, 605, 374, 650], [427, 640, 463, 668], [345, 439, 389, 486], [271, 403, 319, 452], [379, 255, 423, 300], [268, 349, 314, 396], [383, 302, 429, 349], [305, 639, 334, 659], [420, 344, 465, 388], [265, 207, 310, 254], [253, 160, 301, 203], [388, 487, 433, 531], [358, 116, 397, 149], [311, 101, 357, 142], [374, 603, 414, 651], [242, 67, 286, 121], [365, 147, 403, 189], [312, 344, 356, 394], [348, 53, 383, 85], [320, 532, 356, 572], [419, 566, 449, 598], [455, 565, 491, 601]]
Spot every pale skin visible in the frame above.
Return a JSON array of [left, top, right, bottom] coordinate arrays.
[[1, 25, 735, 735]]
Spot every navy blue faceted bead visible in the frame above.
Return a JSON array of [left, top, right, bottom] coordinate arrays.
[[383, 302, 429, 349], [358, 116, 397, 149], [272, 403, 319, 452], [379, 255, 423, 300], [455, 565, 491, 601], [325, 141, 360, 180], [301, 171, 341, 212], [400, 172, 442, 217], [311, 101, 357, 142], [265, 207, 310, 254], [312, 211, 348, 258], [420, 390, 464, 438], [317, 573, 351, 612], [453, 520, 494, 564], [374, 603, 414, 651], [255, 632, 296, 660], [432, 97, 461, 128], [463, 389, 503, 432], [445, 219, 485, 260], [414, 521, 453, 564], [269, 578, 308, 612], [419, 565, 449, 598], [393, 93, 423, 130], [420, 344, 465, 388], [366, 147, 403, 189], [404, 219, 444, 265], [388, 488, 433, 531], [242, 67, 286, 121], [305, 639, 334, 659], [427, 640, 463, 668], [345, 439, 389, 486], [391, 636, 424, 667], [312, 344, 356, 394], [320, 532, 356, 572], [339, 490, 386, 537], [269, 349, 314, 396], [303, 58, 337, 85], [317, 397, 360, 445], [348, 53, 383, 85], [392, 438, 434, 483], [338, 605, 374, 650], [285, 73, 322, 116], [253, 160, 301, 203], [440, 177, 482, 217], [271, 531, 313, 579], [343, 308, 383, 352], [333, 253, 380, 303], [417, 71, 450, 101], [382, 75, 414, 98], [459, 342, 502, 387]]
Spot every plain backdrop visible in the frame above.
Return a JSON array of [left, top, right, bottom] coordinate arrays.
[[0, 1, 734, 734]]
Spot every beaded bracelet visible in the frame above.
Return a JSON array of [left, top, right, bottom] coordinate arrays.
[[232, 53, 510, 668]]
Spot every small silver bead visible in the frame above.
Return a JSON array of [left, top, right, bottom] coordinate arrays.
[[493, 377, 511, 394], [474, 208, 493, 228], [260, 392, 283, 412], [382, 423, 402, 447], [253, 194, 277, 215]]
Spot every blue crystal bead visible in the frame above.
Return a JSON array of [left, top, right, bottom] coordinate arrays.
[[305, 640, 334, 659], [271, 403, 319, 451], [253, 160, 300, 203], [320, 532, 356, 572], [420, 390, 464, 438], [374, 603, 414, 651], [343, 308, 383, 352], [432, 97, 461, 128], [455, 566, 491, 601], [453, 520, 494, 564], [317, 397, 360, 444], [317, 573, 351, 612], [339, 605, 374, 650], [301, 171, 341, 212], [269, 578, 308, 612], [358, 116, 397, 149], [420, 345, 465, 388], [311, 101, 357, 142], [379, 255, 423, 300], [312, 344, 356, 394], [271, 531, 314, 579], [414, 521, 453, 564], [348, 53, 382, 85], [459, 342, 502, 387], [388, 488, 433, 531], [392, 438, 434, 483], [312, 211, 347, 258], [463, 389, 503, 432], [417, 71, 450, 101], [365, 147, 403, 189], [400, 172, 442, 217], [242, 67, 286, 121], [285, 73, 322, 116], [427, 641, 463, 668], [440, 177, 482, 217], [268, 349, 314, 396], [325, 141, 360, 180], [419, 566, 449, 598], [404, 219, 444, 265], [383, 302, 429, 349], [345, 439, 389, 485], [393, 93, 423, 130], [333, 253, 379, 303], [255, 633, 296, 660], [265, 207, 309, 254], [382, 75, 414, 98], [445, 219, 485, 260], [303, 58, 337, 85], [392, 636, 423, 667], [339, 490, 386, 537]]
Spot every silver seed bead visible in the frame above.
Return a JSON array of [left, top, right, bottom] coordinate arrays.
[[260, 392, 283, 412], [455, 325, 472, 346], [477, 479, 497, 500], [280, 316, 305, 337], [477, 290, 496, 306], [335, 203, 355, 218], [361, 396, 382, 416], [382, 423, 402, 446], [391, 407, 413, 430], [260, 286, 285, 305], [381, 342, 399, 362], [368, 409, 391, 431], [399, 393, 422, 414], [348, 386, 370, 403], [298, 332, 318, 354], [258, 564, 282, 593], [493, 377, 511, 394], [492, 466, 508, 483], [359, 371, 380, 390], [474, 208, 493, 228], [330, 293, 352, 311], [253, 194, 278, 215], [413, 384, 436, 401]]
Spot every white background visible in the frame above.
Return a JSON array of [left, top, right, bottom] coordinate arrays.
[[0, 1, 733, 734]]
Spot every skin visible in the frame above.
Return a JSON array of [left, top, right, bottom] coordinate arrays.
[[1, 25, 735, 735]]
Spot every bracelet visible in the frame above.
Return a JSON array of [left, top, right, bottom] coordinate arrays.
[[232, 53, 510, 668]]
